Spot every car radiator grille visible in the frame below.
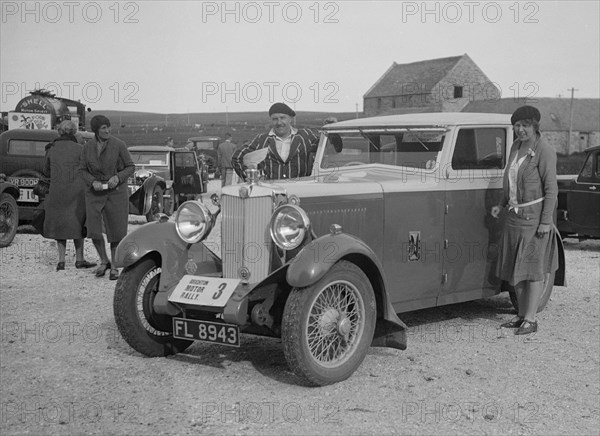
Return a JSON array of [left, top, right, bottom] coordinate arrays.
[[220, 194, 273, 284]]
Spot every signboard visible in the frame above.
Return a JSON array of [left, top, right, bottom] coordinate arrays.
[[8, 112, 52, 130]]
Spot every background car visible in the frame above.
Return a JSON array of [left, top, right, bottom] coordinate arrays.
[[557, 145, 600, 239], [186, 136, 221, 178], [0, 174, 20, 247], [0, 129, 93, 223], [127, 145, 207, 221]]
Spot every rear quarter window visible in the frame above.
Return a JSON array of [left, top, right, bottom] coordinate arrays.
[[7, 140, 48, 156]]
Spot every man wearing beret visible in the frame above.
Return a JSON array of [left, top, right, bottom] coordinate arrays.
[[232, 103, 319, 180]]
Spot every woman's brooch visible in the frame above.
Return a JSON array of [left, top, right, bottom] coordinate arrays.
[[527, 148, 536, 158]]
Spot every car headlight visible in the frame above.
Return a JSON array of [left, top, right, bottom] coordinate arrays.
[[269, 205, 310, 250], [175, 201, 213, 243]]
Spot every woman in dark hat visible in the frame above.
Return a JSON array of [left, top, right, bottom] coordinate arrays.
[[491, 105, 558, 335], [43, 120, 96, 271], [79, 115, 134, 280]]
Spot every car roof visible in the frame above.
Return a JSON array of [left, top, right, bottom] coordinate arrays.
[[1, 129, 59, 140], [128, 145, 177, 152], [324, 112, 512, 130], [187, 136, 221, 141]]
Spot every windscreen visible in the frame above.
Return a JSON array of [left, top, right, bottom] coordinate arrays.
[[320, 130, 445, 170], [130, 152, 169, 166]]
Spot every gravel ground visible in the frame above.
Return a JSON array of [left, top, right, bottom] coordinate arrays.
[[1, 185, 598, 435]]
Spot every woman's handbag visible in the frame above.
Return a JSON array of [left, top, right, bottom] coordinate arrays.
[[32, 177, 50, 197]]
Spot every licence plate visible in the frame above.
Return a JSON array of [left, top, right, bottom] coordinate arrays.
[[173, 318, 240, 347], [168, 275, 240, 307], [18, 188, 38, 203]]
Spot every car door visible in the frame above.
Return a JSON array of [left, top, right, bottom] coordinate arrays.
[[378, 133, 446, 313], [568, 150, 600, 236], [440, 126, 508, 304], [173, 151, 203, 196]]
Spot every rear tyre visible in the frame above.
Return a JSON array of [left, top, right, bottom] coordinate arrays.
[[507, 270, 555, 314], [113, 258, 192, 356], [145, 185, 164, 222], [0, 193, 18, 248]]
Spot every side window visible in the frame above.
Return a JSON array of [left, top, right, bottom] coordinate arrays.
[[452, 128, 506, 170], [175, 153, 197, 168], [7, 140, 47, 156], [578, 153, 594, 180]]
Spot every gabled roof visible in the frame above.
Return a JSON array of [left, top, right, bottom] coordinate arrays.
[[462, 98, 600, 131], [364, 55, 464, 98]]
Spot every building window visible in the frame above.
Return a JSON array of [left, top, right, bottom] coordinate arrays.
[[453, 86, 463, 98]]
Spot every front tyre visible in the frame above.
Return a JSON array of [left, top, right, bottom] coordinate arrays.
[[113, 258, 192, 356], [0, 193, 18, 248], [282, 261, 376, 386]]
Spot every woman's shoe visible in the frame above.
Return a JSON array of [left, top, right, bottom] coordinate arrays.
[[515, 320, 538, 335], [76, 260, 97, 269], [500, 317, 523, 328], [109, 268, 119, 281], [95, 262, 111, 277], [56, 262, 65, 271]]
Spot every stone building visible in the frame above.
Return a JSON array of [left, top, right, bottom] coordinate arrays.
[[363, 54, 500, 117], [463, 98, 600, 155]]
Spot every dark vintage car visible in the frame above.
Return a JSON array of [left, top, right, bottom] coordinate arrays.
[[127, 145, 207, 222], [113, 113, 566, 386], [557, 146, 600, 239], [0, 174, 20, 247], [0, 128, 93, 222], [186, 136, 221, 177]]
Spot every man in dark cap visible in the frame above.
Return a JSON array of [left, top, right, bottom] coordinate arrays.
[[232, 102, 319, 180]]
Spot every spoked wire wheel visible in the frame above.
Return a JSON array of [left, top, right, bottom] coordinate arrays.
[[282, 261, 376, 386]]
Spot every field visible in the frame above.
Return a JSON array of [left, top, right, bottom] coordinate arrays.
[[98, 109, 356, 149]]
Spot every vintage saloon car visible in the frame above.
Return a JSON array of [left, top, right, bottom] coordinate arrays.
[[0, 128, 93, 222], [557, 146, 600, 239], [113, 113, 566, 386], [127, 145, 208, 221]]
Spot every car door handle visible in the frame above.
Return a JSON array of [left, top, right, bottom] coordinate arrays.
[[590, 186, 597, 190]]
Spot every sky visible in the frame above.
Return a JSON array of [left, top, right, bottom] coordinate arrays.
[[1, 0, 599, 114]]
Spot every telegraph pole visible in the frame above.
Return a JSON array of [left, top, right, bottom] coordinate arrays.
[[567, 87, 578, 153]]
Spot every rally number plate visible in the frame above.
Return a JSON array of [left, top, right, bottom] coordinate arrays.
[[173, 318, 240, 347], [168, 275, 239, 307]]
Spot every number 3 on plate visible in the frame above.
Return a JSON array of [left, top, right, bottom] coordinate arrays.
[[213, 282, 226, 299]]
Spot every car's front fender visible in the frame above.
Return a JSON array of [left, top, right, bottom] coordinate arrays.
[[286, 232, 407, 349], [140, 176, 167, 215], [115, 221, 221, 294], [0, 182, 20, 200], [286, 233, 379, 288]]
